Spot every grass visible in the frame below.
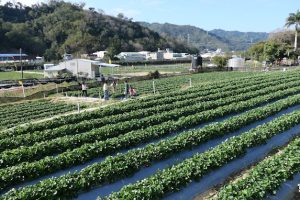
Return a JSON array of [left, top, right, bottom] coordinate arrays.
[[0, 81, 78, 98], [0, 71, 43, 80]]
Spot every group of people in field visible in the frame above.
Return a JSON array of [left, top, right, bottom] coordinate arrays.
[[80, 78, 136, 101]]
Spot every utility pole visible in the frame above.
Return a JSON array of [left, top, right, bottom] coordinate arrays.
[[20, 48, 23, 79], [76, 52, 79, 78]]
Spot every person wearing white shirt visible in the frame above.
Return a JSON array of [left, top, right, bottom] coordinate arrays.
[[81, 82, 88, 97], [103, 81, 109, 100]]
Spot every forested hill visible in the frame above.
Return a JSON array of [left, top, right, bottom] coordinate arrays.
[[0, 1, 197, 61], [209, 29, 269, 51], [139, 22, 269, 51]]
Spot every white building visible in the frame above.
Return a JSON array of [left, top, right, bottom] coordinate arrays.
[[136, 49, 165, 61], [228, 57, 245, 68], [43, 63, 55, 70], [163, 52, 182, 60], [44, 59, 101, 78], [44, 65, 67, 78], [92, 51, 108, 59], [117, 52, 146, 62], [148, 51, 164, 61], [164, 52, 189, 60], [181, 53, 192, 59], [201, 49, 224, 59], [116, 49, 191, 61], [162, 48, 191, 60]]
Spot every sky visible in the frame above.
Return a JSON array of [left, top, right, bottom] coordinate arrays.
[[1, 0, 300, 33]]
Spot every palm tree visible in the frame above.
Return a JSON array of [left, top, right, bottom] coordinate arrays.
[[285, 10, 300, 51]]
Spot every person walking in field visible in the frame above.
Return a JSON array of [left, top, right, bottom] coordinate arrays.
[[124, 80, 129, 99], [111, 80, 117, 93], [103, 81, 109, 100], [100, 74, 105, 83], [129, 85, 137, 97], [81, 82, 88, 97]]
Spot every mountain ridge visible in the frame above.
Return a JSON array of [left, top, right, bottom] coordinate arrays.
[[139, 22, 269, 51], [0, 1, 197, 61]]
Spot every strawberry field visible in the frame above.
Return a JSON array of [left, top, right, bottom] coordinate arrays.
[[0, 99, 79, 129], [66, 71, 260, 98], [1, 70, 300, 200]]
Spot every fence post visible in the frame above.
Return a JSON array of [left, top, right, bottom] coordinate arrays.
[[153, 80, 156, 94], [189, 78, 192, 87], [21, 84, 26, 98], [77, 102, 80, 113]]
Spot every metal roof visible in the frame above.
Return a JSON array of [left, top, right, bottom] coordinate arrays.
[[0, 54, 28, 57], [61, 59, 120, 67], [44, 65, 66, 71], [99, 63, 120, 67]]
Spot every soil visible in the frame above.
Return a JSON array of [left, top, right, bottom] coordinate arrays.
[[292, 188, 300, 200]]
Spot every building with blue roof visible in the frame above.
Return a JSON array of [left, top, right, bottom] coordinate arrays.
[[0, 53, 29, 63]]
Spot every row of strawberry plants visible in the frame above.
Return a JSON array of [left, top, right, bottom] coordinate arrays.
[[138, 71, 298, 102], [67, 71, 261, 98], [69, 78, 185, 98], [216, 136, 300, 200], [1, 91, 300, 194], [0, 75, 244, 137], [0, 99, 54, 115], [0, 104, 77, 129], [0, 101, 75, 121], [2, 81, 299, 170], [1, 77, 298, 152], [1, 71, 293, 137], [1, 74, 295, 146], [2, 75, 271, 139], [101, 108, 300, 200], [0, 79, 300, 168], [0, 81, 256, 146], [68, 75, 178, 97], [67, 75, 189, 98], [113, 71, 285, 98], [0, 72, 276, 136]]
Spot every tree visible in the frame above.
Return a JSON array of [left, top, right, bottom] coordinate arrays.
[[285, 10, 300, 51], [247, 42, 265, 61], [105, 37, 122, 60], [212, 56, 228, 68], [0, 1, 196, 61], [263, 40, 290, 64], [117, 13, 124, 19], [269, 30, 294, 44]]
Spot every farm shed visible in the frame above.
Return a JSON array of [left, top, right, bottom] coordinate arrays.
[[44, 65, 68, 78], [44, 59, 101, 79]]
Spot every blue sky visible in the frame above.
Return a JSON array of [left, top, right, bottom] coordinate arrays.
[[2, 0, 300, 32]]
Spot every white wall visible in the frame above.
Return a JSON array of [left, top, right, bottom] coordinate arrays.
[[58, 59, 99, 79]]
